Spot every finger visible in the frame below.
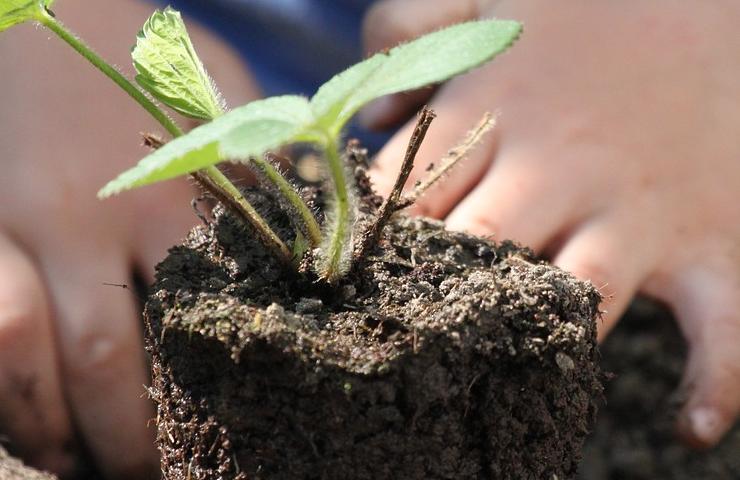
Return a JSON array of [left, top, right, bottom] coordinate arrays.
[[360, 0, 481, 130], [553, 216, 652, 341], [369, 77, 498, 218], [445, 148, 586, 253], [359, 89, 434, 131], [39, 250, 158, 479], [0, 233, 76, 474], [660, 267, 740, 448], [130, 182, 196, 284], [363, 0, 480, 54]]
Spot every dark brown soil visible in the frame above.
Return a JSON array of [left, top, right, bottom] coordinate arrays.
[[579, 300, 740, 479], [144, 161, 604, 479], [0, 446, 56, 480]]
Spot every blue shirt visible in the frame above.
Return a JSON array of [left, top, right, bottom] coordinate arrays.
[[160, 0, 387, 147], [164, 0, 374, 96]]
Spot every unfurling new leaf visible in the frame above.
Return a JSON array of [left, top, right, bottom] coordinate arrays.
[[0, 0, 54, 32], [132, 7, 225, 120]]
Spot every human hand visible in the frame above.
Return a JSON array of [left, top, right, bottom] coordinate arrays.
[[0, 0, 259, 477], [365, 0, 740, 448]]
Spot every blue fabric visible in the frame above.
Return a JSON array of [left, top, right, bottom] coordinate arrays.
[[161, 0, 372, 97], [156, 0, 389, 148]]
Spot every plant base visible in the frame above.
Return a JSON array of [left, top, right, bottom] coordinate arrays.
[[145, 195, 602, 479]]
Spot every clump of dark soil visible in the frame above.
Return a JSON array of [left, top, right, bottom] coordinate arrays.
[[143, 151, 603, 479], [579, 300, 740, 479], [145, 209, 602, 478], [0, 446, 56, 480]]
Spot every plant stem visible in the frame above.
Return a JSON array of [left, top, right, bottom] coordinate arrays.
[[193, 168, 292, 261], [320, 139, 353, 281], [38, 9, 292, 263], [38, 10, 182, 138], [256, 155, 322, 246]]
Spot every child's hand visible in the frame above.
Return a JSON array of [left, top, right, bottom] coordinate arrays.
[[365, 0, 740, 448], [0, 0, 259, 477]]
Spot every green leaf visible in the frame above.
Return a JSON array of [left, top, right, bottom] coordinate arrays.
[[132, 7, 224, 120], [98, 95, 314, 197], [0, 0, 53, 32], [311, 19, 521, 132]]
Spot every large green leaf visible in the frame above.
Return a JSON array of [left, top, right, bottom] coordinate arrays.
[[311, 19, 521, 132], [0, 0, 54, 32], [132, 7, 224, 120], [98, 95, 314, 197]]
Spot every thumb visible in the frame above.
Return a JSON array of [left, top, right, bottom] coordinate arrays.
[[359, 0, 482, 130]]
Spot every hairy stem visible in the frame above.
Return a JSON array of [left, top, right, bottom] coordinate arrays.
[[254, 155, 322, 246], [194, 167, 292, 260], [39, 9, 291, 263], [320, 139, 353, 282]]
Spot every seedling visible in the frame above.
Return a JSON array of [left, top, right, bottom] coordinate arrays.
[[2, 1, 521, 281]]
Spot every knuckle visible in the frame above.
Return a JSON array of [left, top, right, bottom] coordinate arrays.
[[414, 200, 445, 219], [465, 214, 501, 237], [65, 328, 129, 384], [363, 1, 415, 50], [566, 259, 613, 291], [0, 307, 36, 353]]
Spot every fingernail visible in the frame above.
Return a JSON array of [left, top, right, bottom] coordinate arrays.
[[358, 96, 393, 128], [688, 407, 722, 446]]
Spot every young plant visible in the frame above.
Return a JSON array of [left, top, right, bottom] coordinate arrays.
[[0, 0, 292, 261], [2, 1, 521, 281]]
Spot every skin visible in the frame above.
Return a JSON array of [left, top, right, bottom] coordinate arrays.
[[1, 0, 737, 476], [366, 0, 740, 449], [0, 0, 259, 477]]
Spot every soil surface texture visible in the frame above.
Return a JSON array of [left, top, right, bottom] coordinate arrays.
[[579, 300, 740, 480], [145, 154, 603, 479], [0, 446, 56, 480]]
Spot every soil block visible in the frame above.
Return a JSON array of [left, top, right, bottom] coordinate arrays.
[[145, 197, 602, 480], [144, 152, 603, 480]]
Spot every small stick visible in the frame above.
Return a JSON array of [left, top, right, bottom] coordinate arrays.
[[141, 131, 165, 150], [397, 112, 497, 210], [355, 107, 436, 258]]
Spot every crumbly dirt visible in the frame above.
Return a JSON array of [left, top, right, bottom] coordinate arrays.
[[0, 446, 56, 480], [579, 300, 740, 479], [144, 153, 604, 479]]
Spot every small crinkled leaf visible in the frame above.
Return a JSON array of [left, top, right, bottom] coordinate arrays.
[[132, 7, 224, 120], [311, 19, 521, 131], [0, 0, 53, 32], [98, 95, 313, 197]]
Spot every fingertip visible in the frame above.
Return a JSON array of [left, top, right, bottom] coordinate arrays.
[[677, 406, 728, 450], [660, 269, 740, 448]]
